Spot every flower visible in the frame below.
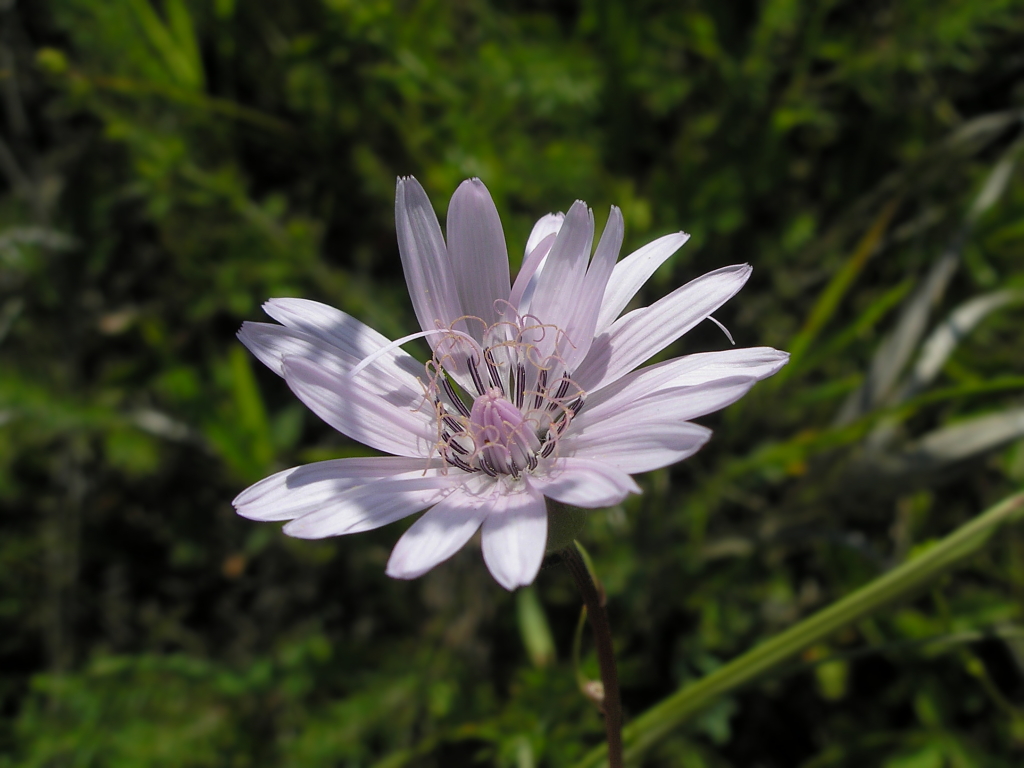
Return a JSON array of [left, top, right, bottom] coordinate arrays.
[[233, 177, 787, 589]]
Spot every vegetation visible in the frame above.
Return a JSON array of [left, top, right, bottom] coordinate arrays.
[[2, 0, 1024, 765]]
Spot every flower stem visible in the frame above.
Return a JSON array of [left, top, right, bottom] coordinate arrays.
[[561, 543, 623, 768]]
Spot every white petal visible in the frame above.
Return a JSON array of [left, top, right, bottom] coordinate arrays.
[[385, 484, 493, 579], [446, 178, 510, 331], [480, 483, 548, 590], [574, 264, 753, 393], [532, 457, 640, 508], [570, 376, 758, 435], [561, 421, 712, 474], [561, 206, 624, 373], [524, 200, 594, 356], [263, 298, 391, 360], [282, 469, 462, 539], [525, 212, 564, 256], [233, 457, 443, 521], [282, 356, 436, 458], [510, 232, 555, 313], [395, 176, 464, 334], [581, 347, 789, 416], [238, 322, 424, 407], [595, 232, 690, 334]]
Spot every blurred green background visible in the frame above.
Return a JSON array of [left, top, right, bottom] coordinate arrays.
[[2, 0, 1024, 765]]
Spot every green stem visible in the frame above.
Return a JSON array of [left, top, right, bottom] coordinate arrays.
[[562, 543, 623, 768], [573, 490, 1024, 768]]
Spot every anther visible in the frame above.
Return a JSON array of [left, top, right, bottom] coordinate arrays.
[[441, 376, 471, 417], [534, 367, 548, 410], [484, 349, 505, 395], [468, 355, 487, 396]]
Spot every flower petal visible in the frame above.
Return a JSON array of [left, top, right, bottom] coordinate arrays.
[[532, 457, 640, 508], [561, 206, 624, 372], [282, 469, 462, 539], [233, 457, 443, 521], [525, 212, 564, 256], [595, 232, 690, 333], [574, 264, 753, 393], [569, 376, 759, 435], [385, 482, 493, 579], [263, 298, 392, 361], [581, 347, 789, 416], [560, 421, 712, 474], [480, 482, 548, 590], [510, 232, 555, 313], [446, 178, 510, 332], [238, 322, 424, 407], [396, 176, 464, 334], [282, 356, 436, 457], [523, 200, 594, 354]]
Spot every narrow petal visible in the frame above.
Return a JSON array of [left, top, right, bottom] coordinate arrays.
[[282, 356, 436, 458], [574, 264, 753, 393], [532, 457, 640, 508], [480, 483, 548, 590], [385, 484, 493, 579], [561, 206, 624, 372], [263, 298, 390, 360], [525, 212, 564, 256], [595, 232, 690, 334], [238, 322, 424, 408], [560, 421, 712, 474], [510, 232, 555, 313], [569, 376, 759, 437], [282, 469, 463, 539], [446, 178, 510, 332], [233, 457, 443, 521], [581, 347, 789, 415], [524, 200, 594, 355], [396, 177, 464, 334]]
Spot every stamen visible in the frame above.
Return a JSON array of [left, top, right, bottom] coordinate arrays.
[[514, 363, 526, 409], [468, 355, 487, 396], [533, 367, 548, 410], [440, 376, 471, 417], [547, 377, 571, 410], [484, 349, 505, 394]]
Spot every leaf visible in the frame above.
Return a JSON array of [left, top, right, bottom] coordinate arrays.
[[572, 490, 1024, 768]]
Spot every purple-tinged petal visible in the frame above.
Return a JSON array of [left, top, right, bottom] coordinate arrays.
[[526, 213, 564, 256], [385, 481, 494, 579], [238, 322, 424, 407], [447, 179, 510, 332], [582, 347, 789, 415], [510, 232, 555, 313], [560, 206, 624, 373], [574, 264, 753, 393], [263, 298, 390, 359], [560, 422, 712, 474], [533, 457, 640, 508], [396, 177, 464, 334], [570, 376, 758, 435], [480, 482, 548, 590], [282, 469, 464, 539], [524, 201, 594, 353], [233, 457, 443, 521], [595, 232, 690, 333], [282, 356, 436, 458]]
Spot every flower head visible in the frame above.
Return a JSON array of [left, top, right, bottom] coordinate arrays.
[[233, 177, 787, 589]]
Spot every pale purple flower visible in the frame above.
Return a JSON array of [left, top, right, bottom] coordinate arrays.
[[233, 177, 787, 589]]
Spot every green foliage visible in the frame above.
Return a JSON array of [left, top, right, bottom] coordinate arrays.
[[2, 0, 1024, 766]]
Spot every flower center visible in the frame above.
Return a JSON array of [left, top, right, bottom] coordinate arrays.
[[428, 314, 585, 477]]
